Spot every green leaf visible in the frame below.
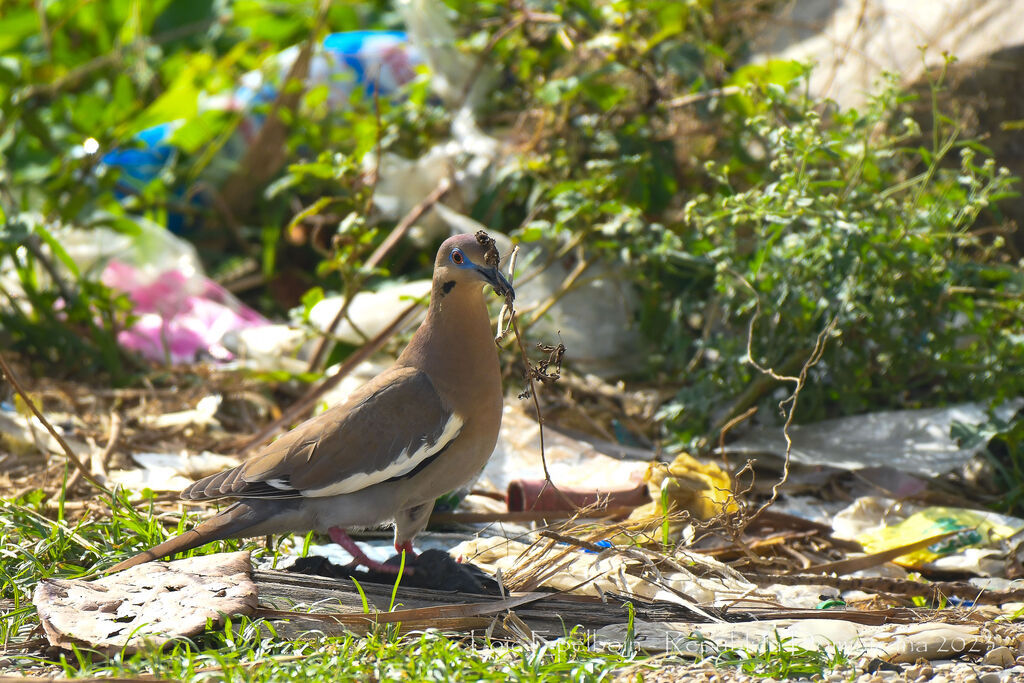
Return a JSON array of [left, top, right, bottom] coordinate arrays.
[[0, 9, 40, 53], [130, 53, 214, 134], [169, 110, 231, 154], [33, 223, 80, 279]]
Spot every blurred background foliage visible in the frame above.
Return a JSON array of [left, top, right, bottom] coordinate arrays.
[[0, 0, 1021, 450]]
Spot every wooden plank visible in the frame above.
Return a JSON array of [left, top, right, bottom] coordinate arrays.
[[253, 569, 947, 641], [253, 569, 714, 638]]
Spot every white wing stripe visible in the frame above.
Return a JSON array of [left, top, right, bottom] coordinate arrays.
[[301, 413, 464, 497]]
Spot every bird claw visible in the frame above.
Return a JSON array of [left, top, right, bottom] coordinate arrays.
[[328, 526, 416, 576], [395, 540, 418, 559]]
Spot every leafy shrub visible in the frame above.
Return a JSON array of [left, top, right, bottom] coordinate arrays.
[[664, 73, 1022, 445]]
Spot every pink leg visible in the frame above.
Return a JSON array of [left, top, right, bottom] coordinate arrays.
[[395, 540, 418, 559], [328, 526, 414, 576]]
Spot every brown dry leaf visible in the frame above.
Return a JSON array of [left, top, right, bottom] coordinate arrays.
[[33, 551, 257, 654]]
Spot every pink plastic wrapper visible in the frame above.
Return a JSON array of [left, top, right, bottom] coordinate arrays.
[[102, 261, 269, 364]]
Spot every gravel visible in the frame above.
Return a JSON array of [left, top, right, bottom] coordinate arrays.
[[611, 650, 1024, 682]]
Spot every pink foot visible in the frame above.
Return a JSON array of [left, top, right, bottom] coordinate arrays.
[[328, 526, 414, 575], [395, 540, 418, 559]]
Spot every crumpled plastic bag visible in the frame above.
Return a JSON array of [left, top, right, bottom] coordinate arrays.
[[102, 261, 269, 364], [0, 402, 88, 459], [874, 622, 993, 662], [307, 280, 431, 344], [834, 496, 1024, 573], [626, 453, 737, 538], [2, 215, 272, 366], [107, 450, 242, 493], [476, 406, 650, 498], [723, 400, 1023, 478], [858, 506, 1024, 568]]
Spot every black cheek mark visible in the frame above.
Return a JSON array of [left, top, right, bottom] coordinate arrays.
[[441, 280, 456, 295]]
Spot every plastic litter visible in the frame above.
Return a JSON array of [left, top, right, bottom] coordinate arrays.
[[368, 111, 503, 242], [512, 245, 643, 378], [102, 261, 269, 364], [297, 531, 471, 570], [101, 31, 423, 231], [833, 496, 1024, 574], [477, 406, 650, 501], [859, 507, 1022, 568], [626, 452, 737, 537], [229, 281, 431, 373], [307, 280, 431, 345], [0, 402, 88, 459], [1, 215, 271, 366], [140, 395, 223, 430], [230, 324, 309, 373], [0, 213, 200, 303], [107, 450, 242, 493], [724, 401, 1024, 478], [752, 0, 1024, 108], [396, 0, 483, 106], [594, 618, 1010, 663]]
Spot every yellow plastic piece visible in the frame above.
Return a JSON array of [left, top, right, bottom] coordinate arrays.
[[628, 451, 737, 535], [859, 507, 1022, 567]]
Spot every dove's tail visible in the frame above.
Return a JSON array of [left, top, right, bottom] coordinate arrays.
[[106, 502, 270, 573]]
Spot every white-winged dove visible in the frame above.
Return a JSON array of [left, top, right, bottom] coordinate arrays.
[[109, 232, 513, 574]]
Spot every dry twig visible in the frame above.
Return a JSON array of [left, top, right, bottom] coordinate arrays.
[[0, 351, 109, 494], [498, 250, 574, 511], [680, 276, 839, 558], [305, 178, 451, 372], [742, 310, 837, 526], [67, 411, 121, 491]]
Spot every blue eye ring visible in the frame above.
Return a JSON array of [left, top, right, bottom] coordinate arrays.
[[450, 249, 466, 266]]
